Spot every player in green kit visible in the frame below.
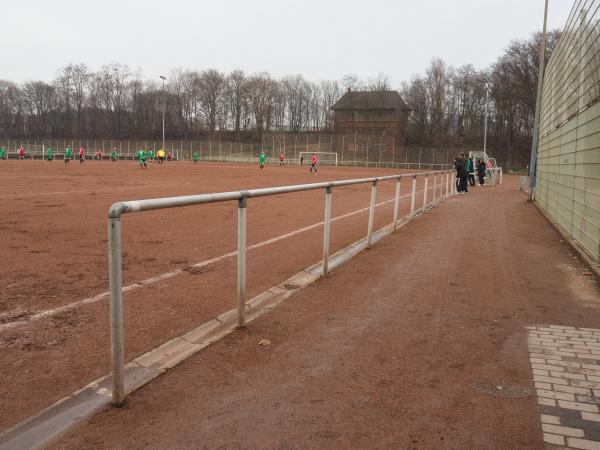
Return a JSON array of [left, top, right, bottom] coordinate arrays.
[[193, 152, 199, 163], [147, 149, 154, 164], [64, 146, 72, 163], [137, 149, 147, 169], [111, 149, 118, 161], [46, 147, 53, 162], [0, 147, 5, 160], [259, 151, 266, 169]]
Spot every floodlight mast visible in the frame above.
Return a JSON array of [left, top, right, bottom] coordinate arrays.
[[484, 83, 490, 155], [160, 76, 166, 154], [529, 0, 549, 200]]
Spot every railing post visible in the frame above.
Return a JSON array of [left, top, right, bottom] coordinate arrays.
[[433, 174, 437, 203], [323, 186, 332, 275], [423, 174, 429, 209], [393, 177, 401, 230], [445, 172, 450, 198], [237, 196, 247, 327], [410, 175, 417, 216], [108, 217, 125, 406], [367, 180, 377, 247]]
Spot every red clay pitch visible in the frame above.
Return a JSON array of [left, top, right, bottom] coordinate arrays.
[[0, 160, 439, 430]]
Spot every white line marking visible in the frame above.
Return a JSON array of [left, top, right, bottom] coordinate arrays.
[[0, 182, 189, 199], [0, 190, 426, 332]]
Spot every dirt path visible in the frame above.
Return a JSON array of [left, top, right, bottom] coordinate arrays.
[[50, 177, 600, 449]]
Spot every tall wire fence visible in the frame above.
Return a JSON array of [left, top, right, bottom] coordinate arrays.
[[536, 0, 600, 262], [0, 133, 460, 169]]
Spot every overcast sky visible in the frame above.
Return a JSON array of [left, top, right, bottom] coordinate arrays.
[[3, 0, 573, 87]]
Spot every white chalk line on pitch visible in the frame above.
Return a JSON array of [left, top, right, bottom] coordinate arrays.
[[0, 189, 432, 331], [0, 182, 191, 199]]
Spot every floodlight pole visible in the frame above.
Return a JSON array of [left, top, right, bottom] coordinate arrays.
[[529, 0, 549, 200], [160, 76, 166, 153], [484, 84, 490, 155]]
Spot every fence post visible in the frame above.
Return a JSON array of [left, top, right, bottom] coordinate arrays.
[[433, 174, 437, 203], [393, 177, 401, 230], [237, 196, 247, 328], [367, 180, 377, 247], [423, 174, 429, 209], [323, 186, 333, 275], [108, 216, 125, 406], [410, 175, 417, 215], [445, 172, 450, 198]]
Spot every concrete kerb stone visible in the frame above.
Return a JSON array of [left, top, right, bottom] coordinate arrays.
[[0, 186, 455, 450]]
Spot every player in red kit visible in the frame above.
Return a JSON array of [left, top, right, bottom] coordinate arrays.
[[309, 153, 318, 175]]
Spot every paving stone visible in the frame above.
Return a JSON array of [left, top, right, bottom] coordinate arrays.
[[551, 371, 586, 381], [541, 414, 561, 425], [535, 375, 570, 386], [533, 363, 565, 372], [582, 413, 600, 423], [537, 389, 576, 401], [572, 380, 600, 390], [577, 395, 600, 405], [567, 437, 600, 449], [544, 433, 565, 446], [554, 384, 593, 396], [536, 382, 552, 390], [542, 423, 584, 437], [557, 400, 599, 413], [540, 397, 558, 407]]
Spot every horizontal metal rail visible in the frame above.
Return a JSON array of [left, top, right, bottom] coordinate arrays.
[[107, 169, 455, 405]]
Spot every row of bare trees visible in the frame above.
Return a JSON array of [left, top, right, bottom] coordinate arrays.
[[401, 30, 561, 168], [0, 66, 392, 141], [0, 31, 560, 168]]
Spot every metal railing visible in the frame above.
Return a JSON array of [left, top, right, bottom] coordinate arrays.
[[107, 169, 456, 405]]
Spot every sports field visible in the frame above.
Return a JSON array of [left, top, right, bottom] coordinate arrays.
[[0, 160, 442, 430]]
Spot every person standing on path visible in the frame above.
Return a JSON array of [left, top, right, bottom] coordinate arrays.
[[18, 146, 25, 160], [477, 159, 486, 186], [78, 147, 85, 164], [193, 152, 199, 164], [64, 146, 72, 163], [279, 152, 285, 166], [46, 147, 53, 162], [468, 157, 476, 187]]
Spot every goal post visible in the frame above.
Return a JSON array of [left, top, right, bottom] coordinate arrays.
[[298, 151, 338, 166]]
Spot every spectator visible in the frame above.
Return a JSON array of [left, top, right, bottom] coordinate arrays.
[[477, 159, 487, 186]]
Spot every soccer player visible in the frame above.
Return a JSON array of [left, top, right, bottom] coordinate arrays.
[[0, 146, 5, 160], [147, 149, 154, 164], [157, 149, 165, 164], [259, 150, 266, 169], [78, 147, 85, 164], [138, 149, 147, 169], [64, 146, 72, 163], [18, 146, 25, 160], [279, 152, 284, 166], [309, 153, 318, 175], [46, 147, 53, 162], [193, 151, 199, 163], [111, 149, 119, 161], [167, 150, 173, 161]]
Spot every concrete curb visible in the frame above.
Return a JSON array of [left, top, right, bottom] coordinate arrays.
[[0, 200, 440, 450]]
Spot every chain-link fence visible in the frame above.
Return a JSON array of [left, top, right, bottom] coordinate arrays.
[[536, 0, 600, 262], [0, 134, 460, 169]]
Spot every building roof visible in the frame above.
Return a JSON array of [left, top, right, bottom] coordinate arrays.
[[330, 90, 411, 112]]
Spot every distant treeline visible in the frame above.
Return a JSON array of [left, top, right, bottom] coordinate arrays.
[[0, 30, 559, 169]]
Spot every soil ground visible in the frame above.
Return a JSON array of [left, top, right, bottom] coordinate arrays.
[[0, 160, 437, 431], [48, 175, 600, 449]]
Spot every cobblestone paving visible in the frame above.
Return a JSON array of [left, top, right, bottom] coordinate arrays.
[[529, 325, 600, 449]]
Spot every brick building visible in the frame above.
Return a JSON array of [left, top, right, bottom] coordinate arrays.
[[330, 90, 411, 141]]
